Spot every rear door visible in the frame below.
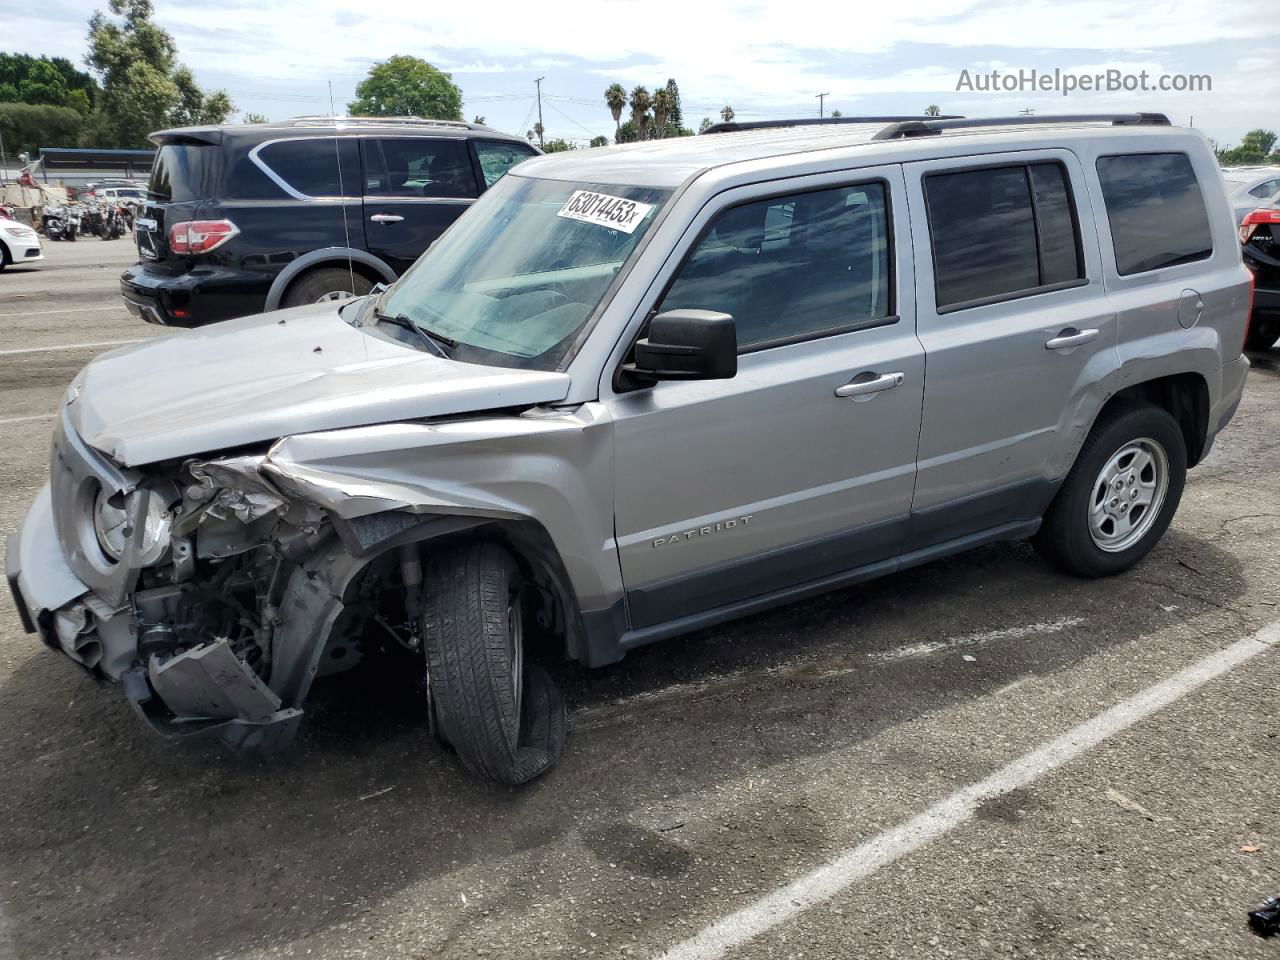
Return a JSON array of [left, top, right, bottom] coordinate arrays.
[[362, 136, 478, 274], [904, 151, 1117, 547]]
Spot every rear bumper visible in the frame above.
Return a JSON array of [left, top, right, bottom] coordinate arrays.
[[120, 263, 272, 328]]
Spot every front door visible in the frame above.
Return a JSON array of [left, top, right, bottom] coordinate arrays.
[[361, 137, 478, 274], [606, 168, 924, 629]]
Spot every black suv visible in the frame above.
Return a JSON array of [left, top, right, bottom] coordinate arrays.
[[1242, 208, 1280, 350], [121, 117, 539, 327]]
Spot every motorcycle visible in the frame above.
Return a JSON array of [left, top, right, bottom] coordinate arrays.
[[41, 203, 70, 241]]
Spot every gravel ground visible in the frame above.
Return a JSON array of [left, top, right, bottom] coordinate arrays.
[[0, 240, 1277, 960]]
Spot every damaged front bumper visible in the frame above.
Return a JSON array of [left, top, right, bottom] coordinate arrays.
[[7, 485, 305, 752]]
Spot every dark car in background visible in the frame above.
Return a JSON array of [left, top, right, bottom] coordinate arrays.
[[120, 117, 539, 327], [1242, 208, 1280, 351]]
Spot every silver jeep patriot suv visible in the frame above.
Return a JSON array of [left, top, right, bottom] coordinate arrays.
[[7, 113, 1251, 784]]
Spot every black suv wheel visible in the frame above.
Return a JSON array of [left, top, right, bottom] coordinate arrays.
[[282, 267, 373, 307]]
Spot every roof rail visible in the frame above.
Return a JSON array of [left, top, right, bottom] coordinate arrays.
[[283, 115, 482, 130], [699, 115, 963, 135], [872, 112, 1172, 141]]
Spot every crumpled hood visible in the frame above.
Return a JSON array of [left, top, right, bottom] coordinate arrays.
[[66, 301, 572, 466]]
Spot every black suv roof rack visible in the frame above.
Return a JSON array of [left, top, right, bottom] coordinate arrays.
[[283, 115, 485, 130], [699, 115, 963, 135], [872, 112, 1172, 140]]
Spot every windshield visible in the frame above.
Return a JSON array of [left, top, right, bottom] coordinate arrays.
[[376, 175, 670, 370]]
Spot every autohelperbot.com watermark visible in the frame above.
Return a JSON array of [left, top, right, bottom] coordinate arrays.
[[956, 67, 1211, 96]]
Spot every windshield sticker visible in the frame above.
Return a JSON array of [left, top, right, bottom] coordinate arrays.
[[556, 190, 655, 234]]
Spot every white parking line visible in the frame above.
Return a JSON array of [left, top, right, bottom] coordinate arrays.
[[0, 306, 125, 318], [656, 621, 1279, 960], [0, 338, 146, 357], [869, 616, 1085, 662], [0, 413, 53, 426]]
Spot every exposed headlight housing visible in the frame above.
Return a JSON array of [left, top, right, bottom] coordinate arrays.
[[93, 487, 172, 566]]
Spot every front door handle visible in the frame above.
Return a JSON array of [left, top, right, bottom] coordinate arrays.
[[1045, 328, 1099, 350], [370, 213, 404, 224], [835, 371, 904, 400]]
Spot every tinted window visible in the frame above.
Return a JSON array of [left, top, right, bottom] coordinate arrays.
[[1029, 164, 1082, 285], [1248, 178, 1280, 199], [148, 144, 220, 202], [1096, 153, 1213, 275], [474, 140, 537, 187], [255, 138, 359, 198], [926, 163, 1084, 309], [659, 182, 892, 351], [367, 138, 476, 199]]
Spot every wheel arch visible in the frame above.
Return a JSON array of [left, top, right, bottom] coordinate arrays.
[[1098, 370, 1211, 467], [263, 247, 398, 311]]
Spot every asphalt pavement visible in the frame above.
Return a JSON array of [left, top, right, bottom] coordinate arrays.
[[0, 241, 1277, 960]]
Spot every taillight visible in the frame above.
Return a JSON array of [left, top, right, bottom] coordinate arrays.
[[169, 219, 238, 255], [1239, 208, 1280, 246]]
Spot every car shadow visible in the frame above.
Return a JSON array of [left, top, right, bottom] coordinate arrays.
[[0, 528, 1248, 960]]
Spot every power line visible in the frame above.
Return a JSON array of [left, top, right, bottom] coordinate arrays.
[[542, 99, 610, 141]]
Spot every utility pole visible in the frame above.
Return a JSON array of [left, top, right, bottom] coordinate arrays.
[[535, 76, 545, 148], [816, 92, 830, 118]]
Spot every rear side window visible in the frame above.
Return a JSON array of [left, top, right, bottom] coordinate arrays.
[[925, 162, 1084, 311], [1248, 178, 1280, 199], [366, 138, 477, 199], [253, 138, 359, 198], [148, 144, 220, 202], [474, 140, 537, 187], [1096, 153, 1213, 275], [658, 181, 893, 351]]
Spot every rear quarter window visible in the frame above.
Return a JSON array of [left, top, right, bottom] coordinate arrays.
[[1095, 153, 1213, 276], [251, 137, 360, 198]]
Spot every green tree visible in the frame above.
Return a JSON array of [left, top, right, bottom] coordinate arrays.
[[543, 138, 574, 153], [348, 55, 462, 120], [0, 102, 86, 156], [86, 0, 233, 147], [472, 115, 485, 125], [629, 86, 651, 140], [698, 116, 713, 133], [924, 104, 942, 117], [241, 111, 268, 124], [1217, 130, 1278, 165], [720, 104, 735, 123], [604, 82, 626, 137], [0, 53, 99, 112], [664, 78, 683, 133], [830, 109, 843, 118], [651, 87, 673, 139], [589, 135, 609, 147]]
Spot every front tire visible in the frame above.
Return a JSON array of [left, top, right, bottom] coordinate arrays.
[[1035, 404, 1187, 577], [421, 542, 566, 785], [281, 267, 373, 307]]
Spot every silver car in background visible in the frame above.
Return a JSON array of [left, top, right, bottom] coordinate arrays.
[[1222, 165, 1280, 223], [7, 113, 1252, 785]]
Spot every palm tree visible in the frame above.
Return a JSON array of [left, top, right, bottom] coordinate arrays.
[[629, 86, 652, 140], [604, 83, 626, 137], [652, 87, 673, 139], [720, 105, 735, 124], [924, 104, 942, 117]]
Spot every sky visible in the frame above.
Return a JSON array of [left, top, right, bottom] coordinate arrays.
[[4, 0, 1278, 149]]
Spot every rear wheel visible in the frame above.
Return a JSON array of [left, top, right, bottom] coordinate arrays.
[[1035, 403, 1186, 577], [421, 541, 566, 785], [281, 267, 373, 308], [1245, 315, 1280, 352]]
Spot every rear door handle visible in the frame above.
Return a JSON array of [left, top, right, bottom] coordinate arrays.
[[1045, 328, 1099, 350], [835, 371, 904, 399], [370, 213, 404, 223]]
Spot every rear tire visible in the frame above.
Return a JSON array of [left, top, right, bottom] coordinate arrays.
[[1245, 315, 1280, 352], [281, 267, 373, 307], [421, 542, 566, 785], [1034, 403, 1186, 578]]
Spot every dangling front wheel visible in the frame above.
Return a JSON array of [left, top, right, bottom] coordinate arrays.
[[420, 541, 565, 785]]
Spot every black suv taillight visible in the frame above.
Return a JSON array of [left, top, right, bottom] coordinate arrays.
[[169, 219, 239, 255]]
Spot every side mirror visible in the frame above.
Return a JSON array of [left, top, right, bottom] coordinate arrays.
[[627, 309, 737, 383]]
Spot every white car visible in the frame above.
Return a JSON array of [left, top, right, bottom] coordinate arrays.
[[0, 217, 44, 271], [1222, 165, 1280, 223]]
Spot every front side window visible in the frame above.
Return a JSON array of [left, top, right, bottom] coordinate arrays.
[[375, 176, 669, 370], [1096, 152, 1213, 276], [657, 182, 893, 351], [367, 138, 477, 199], [474, 140, 538, 188], [925, 162, 1083, 311]]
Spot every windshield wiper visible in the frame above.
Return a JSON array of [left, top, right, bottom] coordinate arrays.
[[373, 310, 456, 359]]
